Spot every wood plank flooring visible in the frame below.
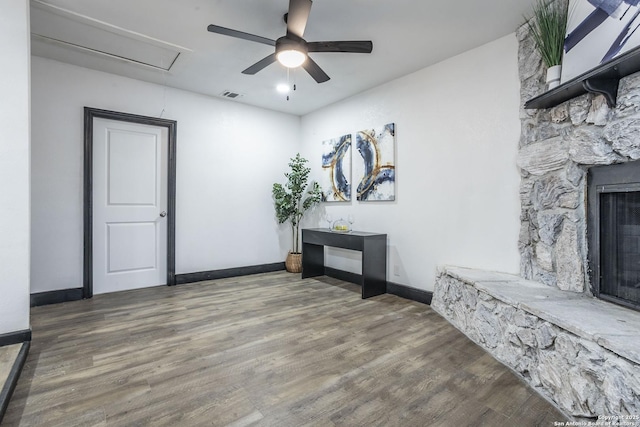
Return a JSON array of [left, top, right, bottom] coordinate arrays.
[[0, 345, 21, 392], [2, 272, 567, 426]]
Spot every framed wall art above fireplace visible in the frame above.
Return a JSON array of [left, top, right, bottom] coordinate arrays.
[[563, 0, 640, 83]]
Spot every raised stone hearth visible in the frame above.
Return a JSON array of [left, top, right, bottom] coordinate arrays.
[[432, 266, 640, 419]]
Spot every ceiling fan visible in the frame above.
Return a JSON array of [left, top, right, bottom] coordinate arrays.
[[206, 0, 373, 83]]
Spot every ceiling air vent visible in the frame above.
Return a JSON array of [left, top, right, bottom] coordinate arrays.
[[220, 91, 243, 99]]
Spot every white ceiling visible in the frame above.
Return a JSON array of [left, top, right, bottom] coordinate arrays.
[[30, 0, 536, 116]]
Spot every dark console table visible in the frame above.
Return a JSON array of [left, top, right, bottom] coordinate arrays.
[[301, 228, 387, 299]]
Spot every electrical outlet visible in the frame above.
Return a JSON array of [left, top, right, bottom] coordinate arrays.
[[393, 265, 400, 276]]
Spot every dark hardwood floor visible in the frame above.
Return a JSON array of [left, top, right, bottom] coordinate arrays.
[[3, 272, 567, 426]]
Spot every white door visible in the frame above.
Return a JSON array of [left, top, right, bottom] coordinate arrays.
[[93, 118, 168, 295]]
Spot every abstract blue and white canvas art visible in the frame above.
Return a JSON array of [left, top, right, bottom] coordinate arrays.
[[562, 0, 640, 82], [354, 123, 395, 201], [321, 134, 351, 202]]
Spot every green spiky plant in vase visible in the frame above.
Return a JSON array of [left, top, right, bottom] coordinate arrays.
[[273, 153, 322, 273], [526, 0, 569, 90]]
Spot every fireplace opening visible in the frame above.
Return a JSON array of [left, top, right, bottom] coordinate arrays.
[[600, 191, 640, 306], [588, 162, 640, 311]]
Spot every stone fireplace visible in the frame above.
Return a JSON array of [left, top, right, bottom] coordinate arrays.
[[432, 18, 640, 421], [517, 64, 640, 303]]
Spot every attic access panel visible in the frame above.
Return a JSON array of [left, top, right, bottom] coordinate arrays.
[[31, 0, 187, 71]]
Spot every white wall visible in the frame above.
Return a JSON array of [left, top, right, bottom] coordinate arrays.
[[31, 33, 523, 295], [0, 0, 31, 334], [300, 34, 522, 292], [31, 57, 300, 293]]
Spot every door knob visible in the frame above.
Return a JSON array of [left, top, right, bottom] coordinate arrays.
[[160, 211, 167, 217]]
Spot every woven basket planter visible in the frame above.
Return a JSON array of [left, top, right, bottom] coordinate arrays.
[[285, 252, 302, 273]]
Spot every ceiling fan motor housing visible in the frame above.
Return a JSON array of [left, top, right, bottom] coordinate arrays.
[[276, 34, 308, 56]]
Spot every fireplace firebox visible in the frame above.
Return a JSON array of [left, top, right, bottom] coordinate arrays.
[[588, 161, 640, 310]]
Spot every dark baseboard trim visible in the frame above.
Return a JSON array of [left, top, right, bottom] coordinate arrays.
[[177, 264, 432, 305], [30, 288, 83, 307], [175, 262, 286, 285], [324, 267, 362, 286], [0, 330, 31, 347], [322, 269, 432, 305], [0, 341, 30, 424], [387, 281, 433, 305]]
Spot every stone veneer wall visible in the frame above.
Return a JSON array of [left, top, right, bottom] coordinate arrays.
[[517, 2, 640, 293]]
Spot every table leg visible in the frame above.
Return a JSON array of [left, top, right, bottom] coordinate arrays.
[[361, 238, 387, 298], [302, 242, 324, 278]]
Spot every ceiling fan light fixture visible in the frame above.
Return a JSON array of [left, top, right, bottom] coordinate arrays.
[[277, 49, 306, 68]]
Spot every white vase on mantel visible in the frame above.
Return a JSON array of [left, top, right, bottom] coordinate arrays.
[[546, 64, 562, 90]]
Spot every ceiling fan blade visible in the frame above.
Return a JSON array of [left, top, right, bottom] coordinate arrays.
[[302, 56, 330, 83], [308, 41, 373, 54], [207, 24, 276, 47], [286, 0, 312, 38], [242, 53, 278, 75]]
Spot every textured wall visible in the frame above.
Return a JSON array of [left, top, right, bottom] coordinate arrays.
[[0, 0, 30, 334], [30, 57, 301, 293], [300, 34, 522, 291]]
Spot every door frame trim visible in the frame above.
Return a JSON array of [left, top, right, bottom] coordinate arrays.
[[83, 107, 177, 299]]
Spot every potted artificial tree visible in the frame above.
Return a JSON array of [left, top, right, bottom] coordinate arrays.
[[273, 153, 322, 273], [526, 0, 569, 90]]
